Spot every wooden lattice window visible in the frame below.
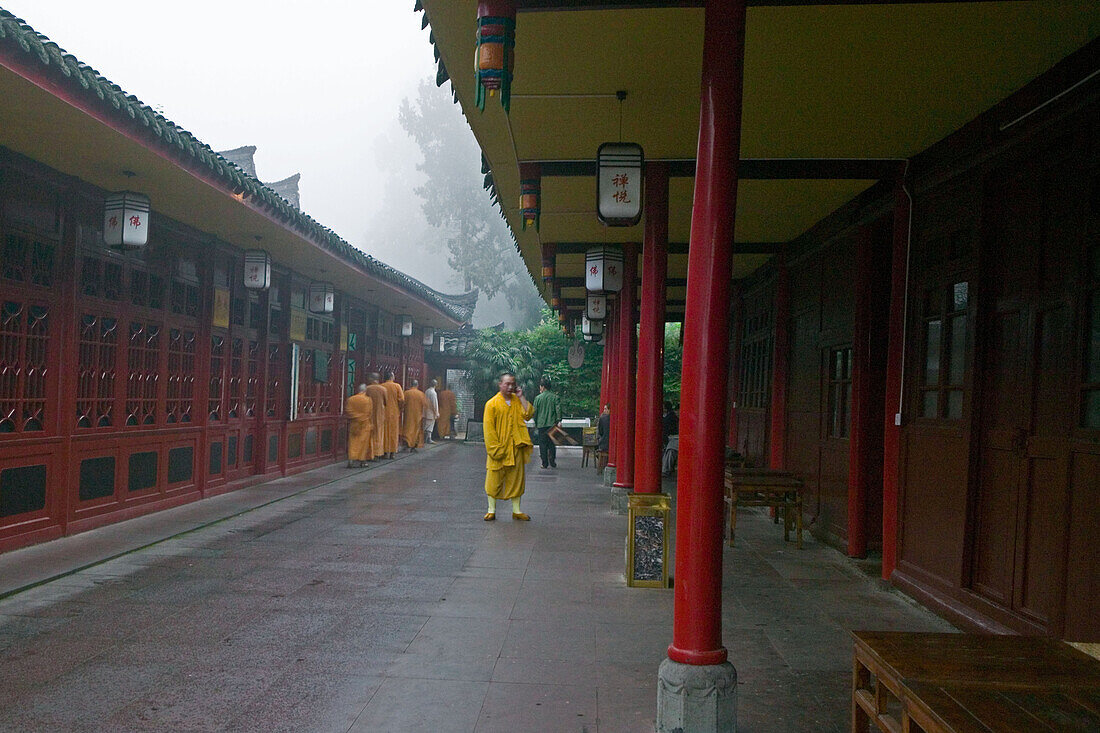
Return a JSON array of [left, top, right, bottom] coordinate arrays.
[[1082, 241, 1100, 429], [826, 346, 853, 438], [2, 234, 55, 287], [209, 334, 225, 421], [77, 314, 118, 428], [266, 344, 283, 419], [0, 301, 49, 433], [738, 310, 773, 410], [166, 328, 195, 424], [296, 348, 318, 415], [919, 281, 969, 420], [125, 321, 160, 426], [245, 340, 260, 418], [228, 337, 244, 419]]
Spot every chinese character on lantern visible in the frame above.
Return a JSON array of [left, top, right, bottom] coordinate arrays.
[[597, 142, 643, 226]]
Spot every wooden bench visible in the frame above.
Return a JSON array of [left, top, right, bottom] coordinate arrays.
[[851, 631, 1100, 733], [723, 467, 804, 549]]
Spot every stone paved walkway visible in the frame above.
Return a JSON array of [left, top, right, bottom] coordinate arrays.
[[0, 442, 953, 732]]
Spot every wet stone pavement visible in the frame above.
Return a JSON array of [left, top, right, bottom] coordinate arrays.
[[0, 442, 953, 732]]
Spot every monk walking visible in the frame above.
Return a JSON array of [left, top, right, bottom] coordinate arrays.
[[482, 372, 535, 521], [436, 382, 457, 440], [381, 371, 404, 458], [344, 384, 372, 468], [364, 373, 387, 461], [402, 380, 428, 452]]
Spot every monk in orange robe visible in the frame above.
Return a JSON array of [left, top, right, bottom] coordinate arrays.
[[364, 374, 387, 460], [482, 372, 535, 521], [402, 380, 429, 452], [344, 384, 373, 467], [436, 384, 458, 439], [381, 371, 404, 458]]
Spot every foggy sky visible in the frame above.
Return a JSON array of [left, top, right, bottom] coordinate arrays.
[[1, 1, 522, 326]]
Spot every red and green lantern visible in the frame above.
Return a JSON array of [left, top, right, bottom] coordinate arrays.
[[475, 1, 516, 112], [519, 163, 540, 231]]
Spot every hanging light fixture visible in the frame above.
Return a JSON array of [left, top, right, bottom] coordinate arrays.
[[103, 191, 150, 249], [586, 293, 608, 321], [401, 316, 414, 337], [585, 245, 624, 294], [582, 314, 604, 338], [519, 163, 540, 231], [243, 249, 272, 290], [307, 282, 334, 314], [550, 284, 561, 310], [541, 243, 555, 283], [422, 328, 435, 347], [475, 1, 516, 113], [596, 142, 644, 226]]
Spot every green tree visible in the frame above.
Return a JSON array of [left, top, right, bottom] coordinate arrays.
[[399, 79, 542, 328], [663, 322, 683, 404]]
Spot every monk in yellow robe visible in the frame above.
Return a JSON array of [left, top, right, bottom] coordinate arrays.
[[344, 384, 373, 467], [436, 384, 457, 439], [482, 372, 535, 521], [381, 371, 404, 458], [402, 380, 428, 452], [364, 374, 388, 460]]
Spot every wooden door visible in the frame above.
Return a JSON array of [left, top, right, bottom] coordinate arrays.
[[971, 164, 1077, 635]]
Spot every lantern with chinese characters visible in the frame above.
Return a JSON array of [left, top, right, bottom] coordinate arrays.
[[103, 191, 150, 249], [585, 245, 624, 293], [422, 328, 434, 347], [597, 142, 644, 226], [243, 249, 271, 290], [307, 282, 334, 314], [519, 163, 540, 231], [582, 314, 604, 338], [586, 293, 608, 321], [475, 1, 516, 112], [401, 316, 413, 337]]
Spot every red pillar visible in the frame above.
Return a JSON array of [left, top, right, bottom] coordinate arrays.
[[767, 260, 790, 471], [669, 0, 747, 667], [882, 184, 911, 580], [599, 317, 611, 412], [612, 242, 639, 489], [847, 226, 873, 558], [605, 309, 617, 470], [634, 164, 669, 495], [726, 283, 743, 451]]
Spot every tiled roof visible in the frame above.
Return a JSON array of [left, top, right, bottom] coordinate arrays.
[[0, 8, 476, 324]]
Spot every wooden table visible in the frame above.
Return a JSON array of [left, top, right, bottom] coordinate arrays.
[[851, 631, 1100, 733], [723, 467, 803, 548]]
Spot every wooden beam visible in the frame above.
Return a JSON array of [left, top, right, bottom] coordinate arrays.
[[549, 241, 780, 255], [532, 158, 905, 180], [517, 0, 1003, 10], [555, 276, 687, 288]]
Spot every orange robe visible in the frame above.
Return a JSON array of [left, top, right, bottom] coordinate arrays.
[[403, 387, 428, 449], [437, 389, 457, 438], [364, 384, 387, 459], [483, 392, 535, 499], [344, 392, 373, 462], [381, 380, 405, 453]]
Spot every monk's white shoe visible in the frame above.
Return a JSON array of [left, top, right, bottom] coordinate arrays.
[[483, 512, 496, 521], [512, 512, 530, 521]]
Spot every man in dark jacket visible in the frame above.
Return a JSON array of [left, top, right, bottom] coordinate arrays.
[[596, 403, 611, 473]]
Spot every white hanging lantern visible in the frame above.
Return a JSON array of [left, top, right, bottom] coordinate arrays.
[[103, 191, 150, 249], [307, 282, 334, 313], [585, 245, 624, 293], [586, 293, 608, 321], [422, 328, 435, 346], [401, 316, 413, 337], [243, 250, 272, 290], [597, 142, 643, 226], [582, 314, 604, 337]]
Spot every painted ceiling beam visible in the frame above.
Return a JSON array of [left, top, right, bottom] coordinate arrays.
[[555, 276, 688, 288], [516, 0, 1001, 10], [548, 242, 781, 255], [531, 158, 905, 180]]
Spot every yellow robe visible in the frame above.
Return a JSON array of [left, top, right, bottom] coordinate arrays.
[[364, 384, 387, 459], [403, 387, 428, 448], [483, 392, 535, 499], [344, 392, 373, 462], [436, 389, 457, 438], [381, 380, 405, 453]]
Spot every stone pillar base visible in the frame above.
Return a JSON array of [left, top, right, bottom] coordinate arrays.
[[603, 465, 617, 487], [610, 485, 631, 515], [657, 658, 737, 733]]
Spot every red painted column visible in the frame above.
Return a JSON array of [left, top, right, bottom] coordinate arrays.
[[612, 242, 639, 489], [726, 283, 743, 451], [605, 309, 617, 470], [767, 260, 790, 471], [599, 315, 612, 412], [882, 184, 911, 580], [847, 226, 873, 558], [669, 0, 747, 667], [634, 164, 669, 495]]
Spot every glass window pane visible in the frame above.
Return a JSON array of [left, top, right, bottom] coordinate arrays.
[[833, 350, 843, 380], [1087, 295, 1100, 384], [923, 391, 939, 418], [952, 282, 969, 312], [845, 348, 853, 380], [925, 320, 942, 386], [1083, 390, 1100, 429], [946, 390, 964, 420], [949, 315, 967, 385]]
